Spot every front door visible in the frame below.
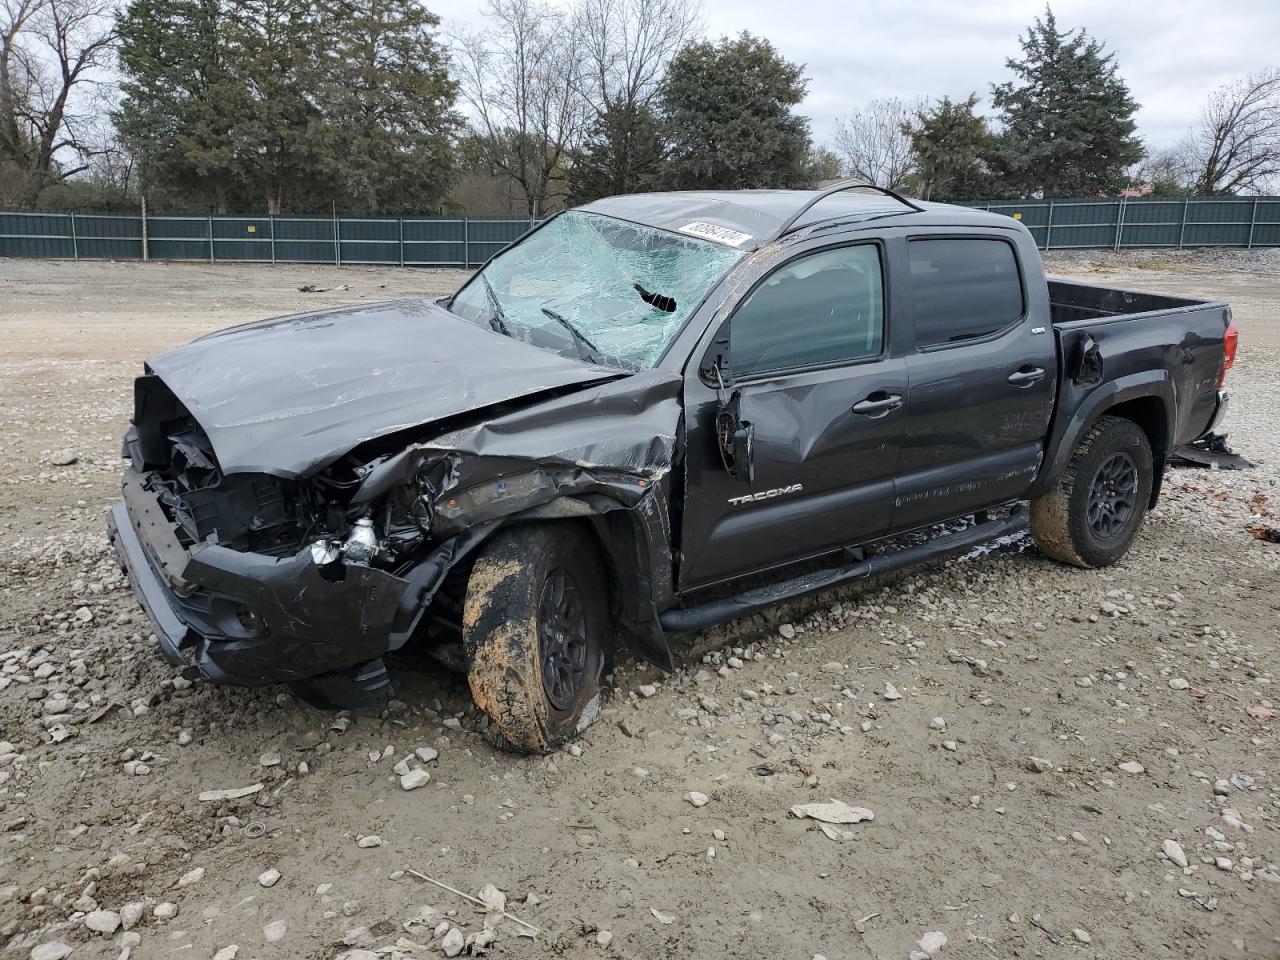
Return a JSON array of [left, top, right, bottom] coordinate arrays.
[[679, 240, 907, 591]]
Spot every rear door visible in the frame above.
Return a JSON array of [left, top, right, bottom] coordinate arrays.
[[678, 239, 908, 590], [894, 232, 1057, 529]]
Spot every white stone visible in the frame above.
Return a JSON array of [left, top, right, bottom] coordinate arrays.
[[84, 910, 121, 934], [357, 835, 383, 848], [915, 931, 948, 957], [262, 920, 287, 943], [883, 682, 902, 701], [30, 943, 73, 960], [213, 947, 238, 960], [258, 868, 281, 888], [400, 769, 430, 790], [414, 746, 438, 763], [1118, 761, 1145, 774], [120, 901, 144, 929], [683, 791, 709, 807], [153, 902, 178, 919], [596, 930, 613, 946], [1163, 839, 1189, 868], [176, 866, 205, 887], [1168, 678, 1191, 690], [442, 927, 465, 957]]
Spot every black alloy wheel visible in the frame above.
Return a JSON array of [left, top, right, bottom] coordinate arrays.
[[538, 567, 588, 711], [1087, 451, 1138, 539]]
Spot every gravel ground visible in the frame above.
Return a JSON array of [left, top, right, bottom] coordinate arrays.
[[0, 253, 1277, 960]]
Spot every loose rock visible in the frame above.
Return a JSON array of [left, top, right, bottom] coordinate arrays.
[[1163, 839, 1189, 868]]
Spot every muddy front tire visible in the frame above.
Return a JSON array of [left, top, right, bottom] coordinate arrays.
[[462, 524, 611, 753], [1030, 415, 1153, 568]]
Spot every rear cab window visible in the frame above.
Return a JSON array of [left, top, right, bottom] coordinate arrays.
[[730, 244, 885, 377], [908, 238, 1024, 348]]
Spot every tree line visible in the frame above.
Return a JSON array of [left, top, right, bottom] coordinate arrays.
[[1, 0, 1276, 214]]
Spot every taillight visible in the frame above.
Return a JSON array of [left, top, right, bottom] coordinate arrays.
[[1219, 320, 1239, 388]]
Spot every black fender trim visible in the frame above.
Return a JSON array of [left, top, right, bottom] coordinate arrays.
[[1028, 370, 1174, 504]]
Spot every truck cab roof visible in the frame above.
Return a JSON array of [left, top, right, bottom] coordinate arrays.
[[579, 187, 1018, 252]]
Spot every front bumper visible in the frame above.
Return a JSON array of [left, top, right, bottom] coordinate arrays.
[[107, 470, 413, 688]]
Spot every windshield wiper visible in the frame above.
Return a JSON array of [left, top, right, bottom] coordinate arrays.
[[540, 306, 611, 366], [480, 275, 512, 337]]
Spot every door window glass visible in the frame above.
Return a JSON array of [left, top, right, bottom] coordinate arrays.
[[908, 238, 1024, 347], [730, 244, 884, 376]]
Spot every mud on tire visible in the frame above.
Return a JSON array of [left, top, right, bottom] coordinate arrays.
[[462, 523, 611, 753], [1030, 415, 1154, 569]]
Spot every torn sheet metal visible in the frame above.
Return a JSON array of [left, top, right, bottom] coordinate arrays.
[[143, 298, 624, 478]]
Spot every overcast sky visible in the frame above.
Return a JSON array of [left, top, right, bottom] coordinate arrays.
[[431, 0, 1280, 151]]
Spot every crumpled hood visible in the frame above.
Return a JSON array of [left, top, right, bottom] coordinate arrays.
[[145, 298, 620, 478]]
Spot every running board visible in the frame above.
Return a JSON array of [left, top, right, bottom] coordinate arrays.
[[659, 507, 1028, 634]]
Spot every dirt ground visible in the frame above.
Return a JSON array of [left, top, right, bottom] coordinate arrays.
[[0, 252, 1277, 960]]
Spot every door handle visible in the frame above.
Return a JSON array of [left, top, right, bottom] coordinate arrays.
[[1007, 367, 1046, 386], [852, 393, 903, 416]]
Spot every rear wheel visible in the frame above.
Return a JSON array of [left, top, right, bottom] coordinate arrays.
[[1030, 415, 1153, 568], [462, 524, 611, 753]]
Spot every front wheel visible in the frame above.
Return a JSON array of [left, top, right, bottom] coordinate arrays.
[[1030, 415, 1154, 568], [462, 524, 611, 753]]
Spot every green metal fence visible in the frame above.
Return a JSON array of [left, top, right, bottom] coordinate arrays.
[[0, 212, 539, 266], [956, 196, 1280, 250], [3, 198, 1279, 263]]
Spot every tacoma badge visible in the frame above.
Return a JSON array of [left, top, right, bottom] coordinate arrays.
[[727, 483, 803, 507]]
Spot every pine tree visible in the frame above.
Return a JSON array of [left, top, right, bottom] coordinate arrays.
[[658, 33, 812, 190], [313, 0, 460, 213], [222, 0, 329, 213], [904, 94, 997, 200], [990, 6, 1143, 196], [116, 0, 249, 210], [569, 102, 664, 203]]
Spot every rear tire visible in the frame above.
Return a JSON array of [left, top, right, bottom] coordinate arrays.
[[462, 524, 611, 753], [1030, 415, 1153, 569]]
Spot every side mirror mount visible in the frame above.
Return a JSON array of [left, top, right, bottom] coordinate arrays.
[[712, 363, 754, 484]]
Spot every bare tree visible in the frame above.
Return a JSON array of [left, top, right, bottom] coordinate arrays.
[[831, 97, 922, 190], [569, 0, 698, 197], [0, 0, 40, 167], [1182, 69, 1280, 195], [0, 0, 114, 203], [575, 0, 698, 116], [454, 0, 588, 217]]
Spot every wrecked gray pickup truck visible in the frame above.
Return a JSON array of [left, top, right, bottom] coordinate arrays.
[[109, 181, 1237, 752]]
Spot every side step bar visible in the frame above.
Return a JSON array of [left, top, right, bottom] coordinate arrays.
[[659, 507, 1029, 634]]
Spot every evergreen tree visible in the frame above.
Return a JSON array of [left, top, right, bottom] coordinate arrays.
[[116, 0, 458, 212], [116, 0, 248, 210], [904, 94, 997, 200], [569, 102, 664, 203], [658, 33, 812, 190], [222, 0, 329, 213], [990, 6, 1143, 196], [314, 0, 460, 213]]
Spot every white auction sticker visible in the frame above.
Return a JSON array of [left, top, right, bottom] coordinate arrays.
[[677, 221, 753, 247]]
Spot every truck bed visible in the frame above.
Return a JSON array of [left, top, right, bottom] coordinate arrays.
[[1047, 278, 1208, 326]]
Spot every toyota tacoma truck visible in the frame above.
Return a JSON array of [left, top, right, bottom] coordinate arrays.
[[108, 181, 1238, 752]]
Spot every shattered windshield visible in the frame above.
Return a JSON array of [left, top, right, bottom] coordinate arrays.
[[450, 211, 744, 370]]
